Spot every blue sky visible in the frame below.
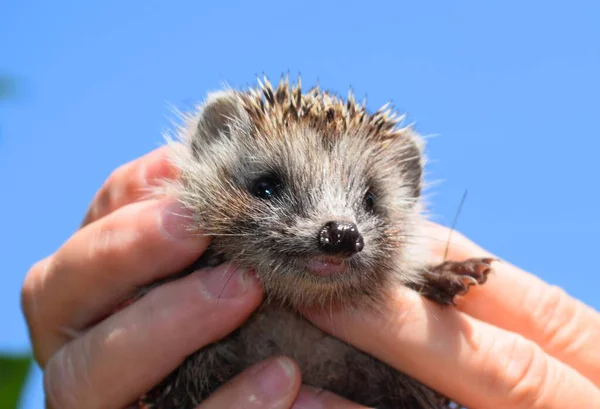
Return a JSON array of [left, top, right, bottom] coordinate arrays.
[[1, 1, 599, 407]]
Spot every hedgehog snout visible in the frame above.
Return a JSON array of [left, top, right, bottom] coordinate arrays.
[[317, 221, 364, 257]]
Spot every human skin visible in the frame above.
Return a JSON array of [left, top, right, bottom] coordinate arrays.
[[21, 146, 600, 408], [305, 221, 600, 408]]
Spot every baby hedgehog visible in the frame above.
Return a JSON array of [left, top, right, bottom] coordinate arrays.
[[133, 77, 493, 409]]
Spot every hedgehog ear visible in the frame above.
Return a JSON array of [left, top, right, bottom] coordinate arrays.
[[191, 90, 250, 155], [391, 132, 425, 199]]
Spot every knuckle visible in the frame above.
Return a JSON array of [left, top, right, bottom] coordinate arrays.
[[129, 282, 205, 356], [44, 346, 83, 409], [489, 335, 549, 408], [528, 285, 563, 328], [87, 221, 116, 261], [90, 163, 129, 218], [139, 274, 224, 341], [161, 280, 214, 326], [87, 216, 138, 269], [106, 162, 128, 188], [529, 285, 579, 351], [44, 336, 100, 409], [21, 258, 52, 334], [21, 260, 43, 320]]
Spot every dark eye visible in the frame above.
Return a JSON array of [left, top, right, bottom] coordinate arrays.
[[363, 191, 376, 212], [251, 176, 282, 200]]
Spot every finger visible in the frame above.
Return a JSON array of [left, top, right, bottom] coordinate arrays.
[[22, 198, 208, 365], [81, 146, 178, 227], [199, 357, 301, 409], [292, 385, 370, 408], [43, 263, 263, 409], [423, 221, 600, 386], [304, 288, 600, 409]]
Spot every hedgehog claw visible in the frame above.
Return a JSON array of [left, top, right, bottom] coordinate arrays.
[[415, 257, 495, 305], [462, 276, 480, 286]]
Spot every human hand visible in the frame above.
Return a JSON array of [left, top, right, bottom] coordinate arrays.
[[304, 221, 600, 408], [21, 147, 365, 409]]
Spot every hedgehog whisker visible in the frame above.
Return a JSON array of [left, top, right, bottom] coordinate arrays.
[[216, 265, 239, 308]]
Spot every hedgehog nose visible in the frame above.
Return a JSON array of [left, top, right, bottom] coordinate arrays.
[[318, 221, 364, 256]]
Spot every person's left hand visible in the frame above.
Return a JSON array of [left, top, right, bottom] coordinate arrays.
[[21, 146, 368, 409]]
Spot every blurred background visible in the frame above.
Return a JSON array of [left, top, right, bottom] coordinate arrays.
[[1, 1, 599, 407]]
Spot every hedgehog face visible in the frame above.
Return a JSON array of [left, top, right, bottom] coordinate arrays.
[[171, 78, 427, 308]]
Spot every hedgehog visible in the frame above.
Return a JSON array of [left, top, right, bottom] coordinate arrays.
[[130, 76, 494, 409]]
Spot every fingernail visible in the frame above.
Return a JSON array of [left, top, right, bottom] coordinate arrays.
[[199, 264, 254, 299], [160, 201, 195, 240], [292, 388, 325, 409], [253, 357, 297, 399]]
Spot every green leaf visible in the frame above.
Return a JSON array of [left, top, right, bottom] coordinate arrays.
[[0, 354, 32, 409]]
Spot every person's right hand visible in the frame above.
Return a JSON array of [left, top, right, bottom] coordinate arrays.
[[21, 147, 365, 409], [304, 221, 600, 408]]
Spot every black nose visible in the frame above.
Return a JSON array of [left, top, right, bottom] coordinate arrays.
[[318, 221, 364, 256]]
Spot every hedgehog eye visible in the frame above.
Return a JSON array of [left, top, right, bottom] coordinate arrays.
[[363, 191, 376, 212], [251, 176, 282, 200]]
